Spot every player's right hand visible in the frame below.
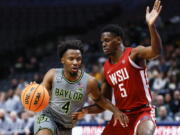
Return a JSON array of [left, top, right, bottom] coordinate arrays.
[[113, 111, 129, 128], [71, 109, 88, 121], [25, 81, 37, 87]]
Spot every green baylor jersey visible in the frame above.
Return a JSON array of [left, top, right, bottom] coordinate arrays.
[[41, 68, 90, 128]]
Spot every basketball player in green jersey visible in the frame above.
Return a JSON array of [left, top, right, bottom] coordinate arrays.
[[34, 40, 129, 135]]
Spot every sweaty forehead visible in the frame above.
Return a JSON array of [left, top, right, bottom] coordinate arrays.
[[64, 49, 82, 57], [101, 32, 116, 39]]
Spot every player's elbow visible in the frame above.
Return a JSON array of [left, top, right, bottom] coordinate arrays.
[[155, 45, 162, 55], [152, 51, 160, 58], [149, 52, 160, 60], [151, 45, 162, 58]]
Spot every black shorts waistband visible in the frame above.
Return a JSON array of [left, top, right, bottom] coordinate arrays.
[[121, 104, 149, 113]]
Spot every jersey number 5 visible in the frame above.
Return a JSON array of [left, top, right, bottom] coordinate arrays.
[[118, 83, 127, 98]]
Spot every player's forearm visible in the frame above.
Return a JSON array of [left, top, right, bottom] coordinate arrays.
[[148, 24, 162, 56], [83, 104, 105, 114], [96, 96, 119, 114]]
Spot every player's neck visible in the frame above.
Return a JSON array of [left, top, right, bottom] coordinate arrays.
[[63, 69, 82, 82], [109, 45, 125, 64]]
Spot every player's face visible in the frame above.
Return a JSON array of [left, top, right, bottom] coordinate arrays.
[[101, 32, 120, 56], [61, 49, 82, 77]]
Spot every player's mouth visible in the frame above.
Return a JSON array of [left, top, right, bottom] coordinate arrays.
[[71, 67, 79, 72], [103, 48, 110, 54]]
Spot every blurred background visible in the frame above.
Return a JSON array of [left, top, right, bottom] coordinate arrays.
[[0, 0, 179, 134]]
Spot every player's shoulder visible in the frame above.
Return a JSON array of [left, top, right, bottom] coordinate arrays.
[[131, 45, 145, 53], [47, 68, 56, 73], [45, 68, 56, 78], [42, 68, 56, 86], [130, 45, 146, 58], [86, 74, 97, 84], [48, 68, 64, 73], [86, 75, 99, 92]]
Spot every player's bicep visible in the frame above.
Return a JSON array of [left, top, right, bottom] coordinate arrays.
[[101, 68, 112, 101], [87, 77, 102, 101], [101, 81, 112, 101], [41, 68, 55, 92], [131, 46, 158, 60]]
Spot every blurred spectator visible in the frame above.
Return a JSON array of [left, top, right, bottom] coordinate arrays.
[[152, 73, 169, 93], [90, 64, 101, 82], [89, 114, 99, 125], [20, 112, 29, 135], [156, 106, 174, 122], [9, 111, 23, 135], [16, 79, 27, 91], [164, 93, 173, 117], [98, 57, 106, 66], [0, 92, 6, 109], [11, 79, 18, 90], [164, 93, 172, 107], [14, 56, 26, 73], [26, 57, 39, 72], [94, 113, 105, 125], [147, 59, 160, 70], [155, 95, 165, 117], [174, 111, 180, 122], [33, 73, 42, 84], [151, 91, 158, 105], [20, 111, 34, 135], [155, 95, 164, 107], [170, 90, 180, 114], [168, 75, 177, 91], [5, 89, 22, 113], [159, 57, 170, 73], [0, 109, 12, 134], [26, 111, 35, 135]]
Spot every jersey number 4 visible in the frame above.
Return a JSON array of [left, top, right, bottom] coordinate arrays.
[[118, 83, 127, 98], [61, 101, 71, 114]]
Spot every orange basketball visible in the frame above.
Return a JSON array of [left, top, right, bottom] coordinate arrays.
[[21, 83, 50, 112]]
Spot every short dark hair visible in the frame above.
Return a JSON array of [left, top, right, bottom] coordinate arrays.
[[57, 40, 84, 59], [101, 24, 124, 39]]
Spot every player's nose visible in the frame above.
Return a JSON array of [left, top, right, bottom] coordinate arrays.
[[102, 42, 107, 48], [72, 59, 78, 65]]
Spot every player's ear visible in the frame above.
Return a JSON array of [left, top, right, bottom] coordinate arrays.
[[117, 36, 122, 44], [61, 57, 64, 64]]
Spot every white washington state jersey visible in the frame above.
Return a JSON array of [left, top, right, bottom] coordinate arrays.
[[42, 68, 90, 128]]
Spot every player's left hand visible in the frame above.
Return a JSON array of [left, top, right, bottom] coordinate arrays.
[[146, 0, 162, 26], [113, 111, 129, 128], [71, 109, 88, 121]]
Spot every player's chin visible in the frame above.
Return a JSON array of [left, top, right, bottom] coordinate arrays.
[[70, 71, 78, 77], [104, 52, 112, 56], [103, 50, 112, 56]]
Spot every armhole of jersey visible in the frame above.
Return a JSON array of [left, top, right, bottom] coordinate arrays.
[[128, 56, 144, 69], [52, 68, 60, 93], [84, 73, 91, 97], [103, 62, 107, 79], [51, 69, 56, 96]]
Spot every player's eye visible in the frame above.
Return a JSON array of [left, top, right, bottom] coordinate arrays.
[[68, 57, 74, 61], [77, 57, 82, 61], [104, 38, 111, 43]]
